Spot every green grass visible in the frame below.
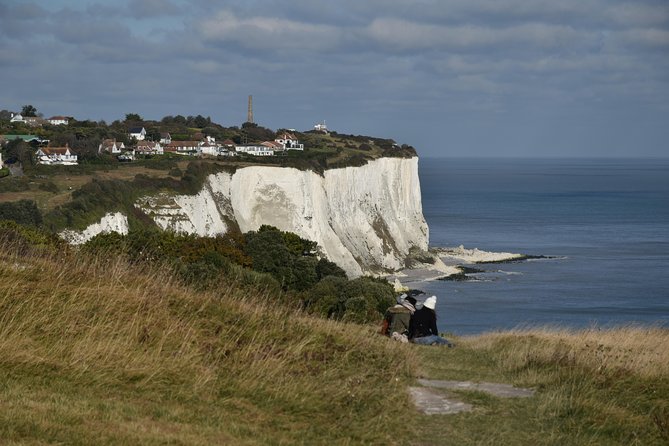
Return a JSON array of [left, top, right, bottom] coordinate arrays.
[[0, 236, 418, 444], [413, 329, 669, 445]]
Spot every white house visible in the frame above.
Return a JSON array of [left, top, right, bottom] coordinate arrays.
[[275, 132, 304, 150], [235, 145, 275, 156], [135, 141, 163, 155], [47, 116, 69, 125], [98, 139, 125, 154], [11, 114, 44, 126], [160, 132, 171, 144], [200, 141, 221, 156], [164, 141, 200, 155], [314, 121, 328, 133], [129, 127, 146, 141], [35, 146, 78, 165]]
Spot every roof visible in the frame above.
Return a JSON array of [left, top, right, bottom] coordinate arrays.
[[48, 116, 69, 120], [160, 132, 171, 137], [262, 141, 283, 149], [129, 127, 145, 133], [1, 134, 41, 142], [222, 139, 235, 146], [277, 132, 297, 140], [40, 146, 74, 155], [166, 141, 200, 147], [136, 141, 160, 148]]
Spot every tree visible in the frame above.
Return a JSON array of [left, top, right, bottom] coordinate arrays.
[[21, 105, 37, 117], [124, 113, 142, 122], [4, 139, 30, 165]]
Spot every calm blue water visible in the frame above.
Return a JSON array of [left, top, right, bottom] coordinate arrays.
[[418, 158, 669, 335]]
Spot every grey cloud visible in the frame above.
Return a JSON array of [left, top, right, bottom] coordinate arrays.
[[619, 28, 669, 48], [606, 3, 669, 27], [127, 0, 182, 18], [199, 10, 345, 52], [366, 18, 591, 51]]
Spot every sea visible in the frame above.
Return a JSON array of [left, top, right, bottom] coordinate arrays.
[[417, 158, 669, 335]]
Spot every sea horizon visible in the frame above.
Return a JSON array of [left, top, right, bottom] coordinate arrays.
[[417, 157, 669, 335]]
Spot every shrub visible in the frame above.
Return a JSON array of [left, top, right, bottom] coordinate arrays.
[[0, 200, 42, 226]]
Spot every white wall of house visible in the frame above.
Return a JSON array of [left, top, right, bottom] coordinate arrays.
[[235, 145, 274, 156], [130, 128, 146, 141], [48, 117, 69, 125]]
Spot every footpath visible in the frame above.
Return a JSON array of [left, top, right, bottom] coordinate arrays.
[[409, 379, 534, 415]]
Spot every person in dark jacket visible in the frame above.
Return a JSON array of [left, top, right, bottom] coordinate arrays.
[[381, 295, 416, 342], [408, 295, 452, 346]]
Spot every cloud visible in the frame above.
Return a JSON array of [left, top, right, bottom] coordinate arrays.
[[127, 0, 182, 18], [199, 11, 344, 52], [366, 18, 590, 51]]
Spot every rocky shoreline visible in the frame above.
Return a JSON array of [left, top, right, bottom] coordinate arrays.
[[388, 245, 555, 287]]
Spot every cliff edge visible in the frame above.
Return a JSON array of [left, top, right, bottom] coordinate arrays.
[[136, 157, 428, 277]]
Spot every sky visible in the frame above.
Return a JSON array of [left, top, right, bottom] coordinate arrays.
[[1, 0, 668, 158]]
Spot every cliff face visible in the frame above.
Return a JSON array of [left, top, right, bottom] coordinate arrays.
[[134, 157, 427, 277]]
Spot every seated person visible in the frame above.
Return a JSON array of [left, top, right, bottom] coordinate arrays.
[[381, 295, 417, 341], [408, 295, 452, 346]]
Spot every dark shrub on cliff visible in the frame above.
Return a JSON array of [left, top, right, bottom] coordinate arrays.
[[0, 200, 42, 226], [305, 276, 394, 323]]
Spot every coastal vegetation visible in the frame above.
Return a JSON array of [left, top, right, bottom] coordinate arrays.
[[0, 224, 667, 444]]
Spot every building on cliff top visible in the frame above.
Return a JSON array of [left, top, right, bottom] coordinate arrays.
[[35, 145, 78, 165]]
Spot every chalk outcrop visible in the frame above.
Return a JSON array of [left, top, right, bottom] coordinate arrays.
[[59, 212, 129, 245], [138, 157, 428, 277]]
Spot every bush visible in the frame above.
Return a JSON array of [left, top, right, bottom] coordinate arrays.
[[0, 177, 31, 193], [0, 200, 42, 226], [305, 275, 394, 323], [0, 220, 65, 254]]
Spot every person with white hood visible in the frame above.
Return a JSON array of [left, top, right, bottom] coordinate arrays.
[[408, 295, 453, 346]]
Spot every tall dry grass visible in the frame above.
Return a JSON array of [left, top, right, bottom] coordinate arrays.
[[0, 236, 417, 444], [470, 326, 669, 379]]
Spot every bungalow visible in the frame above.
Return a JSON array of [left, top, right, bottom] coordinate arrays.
[[200, 141, 221, 156], [159, 132, 171, 144], [262, 141, 284, 152], [98, 138, 125, 154], [235, 144, 274, 156], [275, 132, 304, 150], [129, 127, 146, 141], [164, 141, 200, 155], [135, 141, 163, 155], [35, 145, 78, 165], [47, 116, 69, 125]]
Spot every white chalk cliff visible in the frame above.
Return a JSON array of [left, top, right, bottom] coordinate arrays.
[[59, 212, 129, 245], [136, 157, 428, 277]]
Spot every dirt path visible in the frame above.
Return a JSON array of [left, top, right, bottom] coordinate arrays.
[[409, 379, 534, 415]]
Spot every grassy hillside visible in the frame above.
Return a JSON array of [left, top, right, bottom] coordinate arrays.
[[0, 231, 418, 445], [1, 226, 667, 445]]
